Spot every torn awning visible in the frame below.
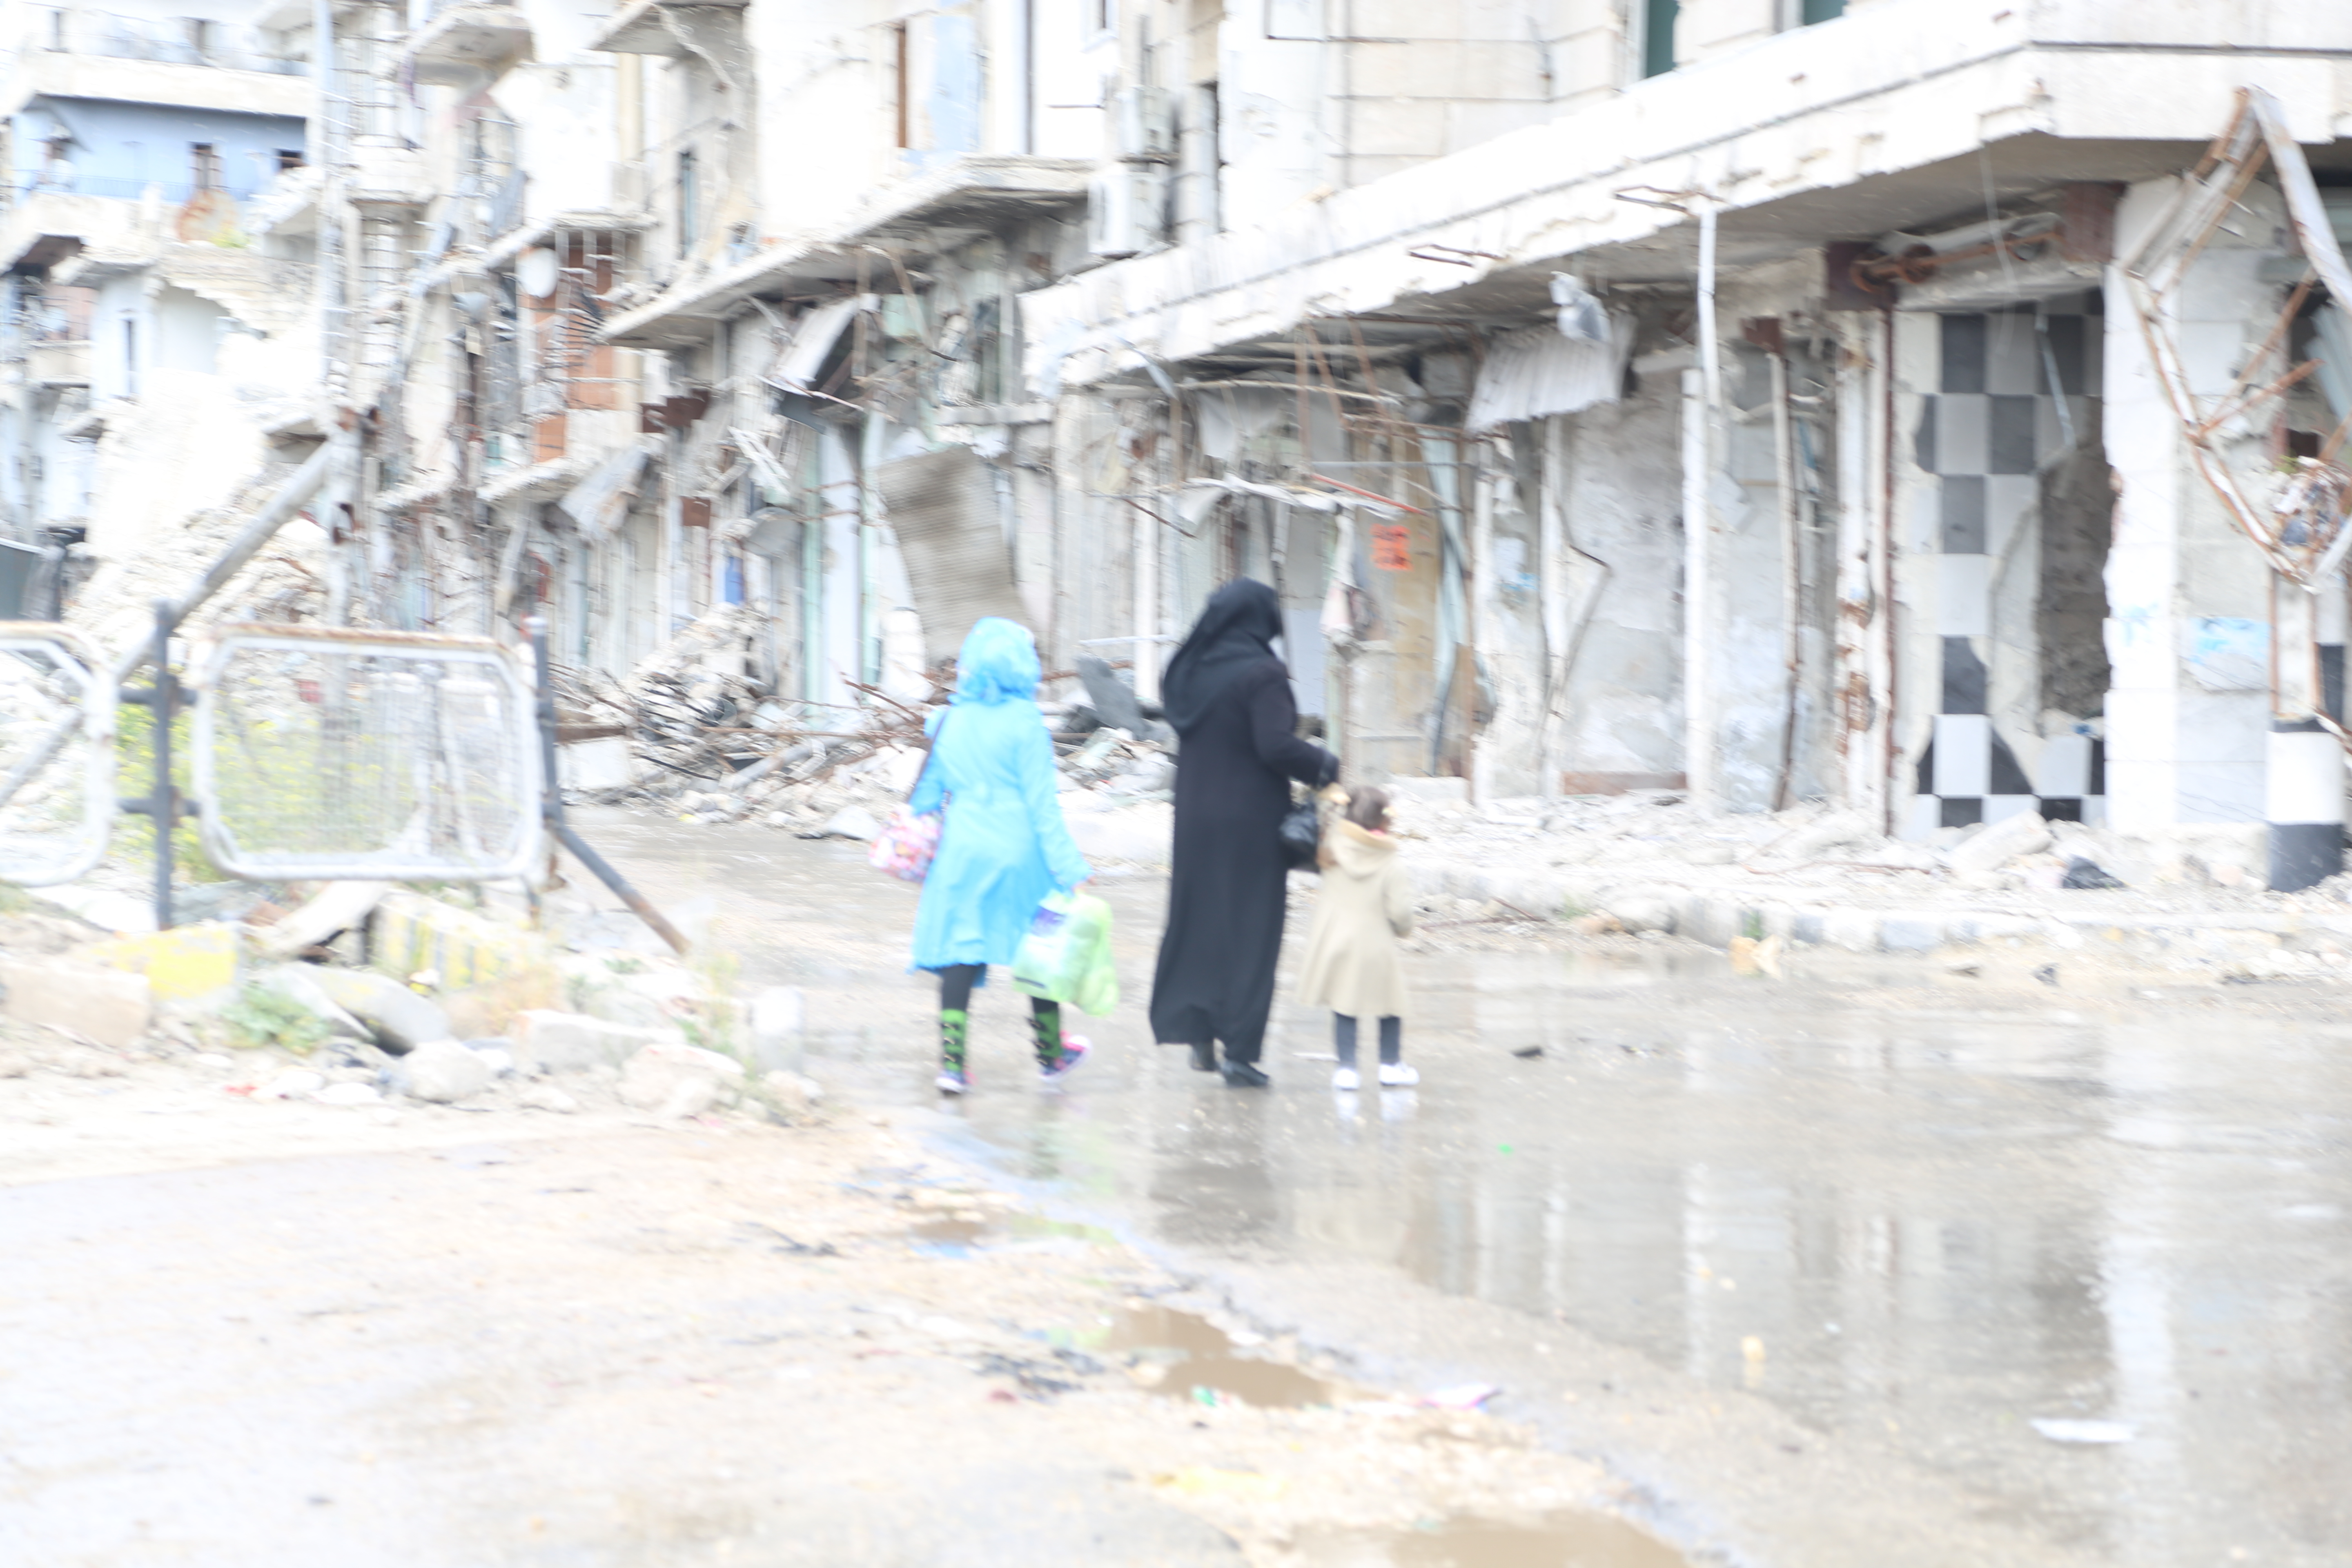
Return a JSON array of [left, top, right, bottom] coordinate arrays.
[[554, 441, 650, 540], [874, 445, 1027, 665], [1465, 315, 1632, 432], [771, 296, 861, 390]]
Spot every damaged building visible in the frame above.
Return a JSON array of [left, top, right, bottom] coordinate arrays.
[[7, 0, 2352, 886]]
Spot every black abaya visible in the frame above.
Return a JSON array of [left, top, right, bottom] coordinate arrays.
[[1149, 653, 1338, 1064]]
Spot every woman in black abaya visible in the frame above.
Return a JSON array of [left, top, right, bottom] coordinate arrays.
[[1148, 579, 1340, 1086]]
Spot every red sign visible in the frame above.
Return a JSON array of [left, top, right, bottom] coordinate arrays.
[[1370, 523, 1412, 571]]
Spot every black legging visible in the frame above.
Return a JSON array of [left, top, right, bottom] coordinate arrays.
[[1332, 1013, 1401, 1067], [938, 965, 1061, 1036]]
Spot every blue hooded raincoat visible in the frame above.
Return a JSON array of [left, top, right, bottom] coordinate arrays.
[[907, 618, 1091, 973]]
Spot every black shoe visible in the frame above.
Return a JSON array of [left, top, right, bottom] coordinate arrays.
[[1189, 1040, 1219, 1073], [1220, 1061, 1270, 1088]]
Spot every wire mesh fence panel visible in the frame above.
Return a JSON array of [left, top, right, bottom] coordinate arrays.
[[0, 624, 113, 886], [193, 628, 541, 881]]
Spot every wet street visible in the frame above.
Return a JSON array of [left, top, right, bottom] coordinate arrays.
[[580, 809, 2352, 1567]]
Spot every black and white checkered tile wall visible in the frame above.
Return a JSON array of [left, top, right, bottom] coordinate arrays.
[[1908, 301, 2107, 835]]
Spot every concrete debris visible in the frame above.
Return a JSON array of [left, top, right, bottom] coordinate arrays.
[[1942, 812, 2052, 878], [396, 1040, 493, 1104], [517, 1082, 581, 1114], [760, 1069, 825, 1118], [305, 969, 453, 1056], [618, 1040, 747, 1118], [0, 957, 152, 1047], [511, 1010, 685, 1074], [749, 986, 805, 1068], [813, 805, 882, 842], [80, 923, 243, 1006], [251, 882, 391, 962]]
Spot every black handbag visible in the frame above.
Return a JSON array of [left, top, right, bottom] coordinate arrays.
[[1278, 795, 1322, 870]]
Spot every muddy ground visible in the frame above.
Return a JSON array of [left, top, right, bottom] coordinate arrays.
[[6, 808, 2351, 1565]]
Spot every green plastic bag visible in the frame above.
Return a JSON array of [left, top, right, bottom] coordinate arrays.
[[1011, 891, 1120, 1017]]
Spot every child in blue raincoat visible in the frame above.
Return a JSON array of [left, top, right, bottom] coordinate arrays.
[[909, 617, 1093, 1094]]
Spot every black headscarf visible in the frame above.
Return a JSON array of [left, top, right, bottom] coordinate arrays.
[[1161, 579, 1284, 733]]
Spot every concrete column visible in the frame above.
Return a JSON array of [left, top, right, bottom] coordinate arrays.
[[2267, 581, 2342, 890], [2103, 178, 2287, 854], [1679, 367, 1714, 810]]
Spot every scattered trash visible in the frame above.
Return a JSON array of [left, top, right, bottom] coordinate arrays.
[[2062, 858, 2126, 890], [2033, 964, 2060, 985], [2031, 1417, 2136, 1444], [258, 1069, 326, 1100], [1511, 1045, 1545, 1059]]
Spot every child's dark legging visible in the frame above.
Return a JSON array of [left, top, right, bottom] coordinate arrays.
[[1332, 1013, 1401, 1068], [937, 964, 1062, 1074]]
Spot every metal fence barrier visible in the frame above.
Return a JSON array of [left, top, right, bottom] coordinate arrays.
[[190, 626, 542, 883], [0, 622, 113, 886]]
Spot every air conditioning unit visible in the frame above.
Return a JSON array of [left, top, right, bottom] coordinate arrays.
[[1088, 163, 1167, 258], [1108, 85, 1175, 165]]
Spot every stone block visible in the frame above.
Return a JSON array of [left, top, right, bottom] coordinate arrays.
[[512, 1009, 683, 1073], [397, 1039, 491, 1104], [1880, 917, 1945, 952], [749, 986, 804, 1070], [306, 969, 452, 1054], [561, 735, 636, 791], [1820, 910, 1881, 952], [619, 1040, 746, 1118], [1606, 896, 1675, 935], [82, 922, 239, 1005], [0, 958, 151, 1047]]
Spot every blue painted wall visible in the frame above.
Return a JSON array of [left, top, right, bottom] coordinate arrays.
[[14, 96, 304, 200]]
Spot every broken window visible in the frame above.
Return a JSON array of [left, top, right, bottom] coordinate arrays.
[[189, 142, 221, 191]]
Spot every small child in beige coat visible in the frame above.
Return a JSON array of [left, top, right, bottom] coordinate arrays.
[[1294, 786, 1417, 1089]]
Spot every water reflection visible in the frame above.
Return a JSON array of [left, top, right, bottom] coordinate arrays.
[[596, 819, 2352, 1565], [847, 943, 2352, 1565]]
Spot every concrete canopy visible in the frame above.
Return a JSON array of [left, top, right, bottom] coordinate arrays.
[[1021, 0, 2352, 385]]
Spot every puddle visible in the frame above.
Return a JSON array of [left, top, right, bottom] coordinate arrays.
[[1292, 1511, 1687, 1567], [1099, 1304, 1234, 1356], [911, 1217, 989, 1247], [1094, 1304, 1338, 1409], [908, 1214, 1117, 1256]]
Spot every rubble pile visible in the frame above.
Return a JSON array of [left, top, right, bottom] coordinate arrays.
[[0, 876, 825, 1129], [64, 460, 331, 652], [556, 612, 1180, 847]]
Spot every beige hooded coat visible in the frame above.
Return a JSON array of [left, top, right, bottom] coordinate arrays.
[[1294, 819, 1414, 1019]]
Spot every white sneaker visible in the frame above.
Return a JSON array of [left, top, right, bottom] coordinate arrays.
[[1331, 1066, 1360, 1091], [1378, 1062, 1419, 1087]]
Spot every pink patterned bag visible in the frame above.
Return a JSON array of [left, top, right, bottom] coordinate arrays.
[[867, 804, 942, 882], [866, 710, 951, 882]]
